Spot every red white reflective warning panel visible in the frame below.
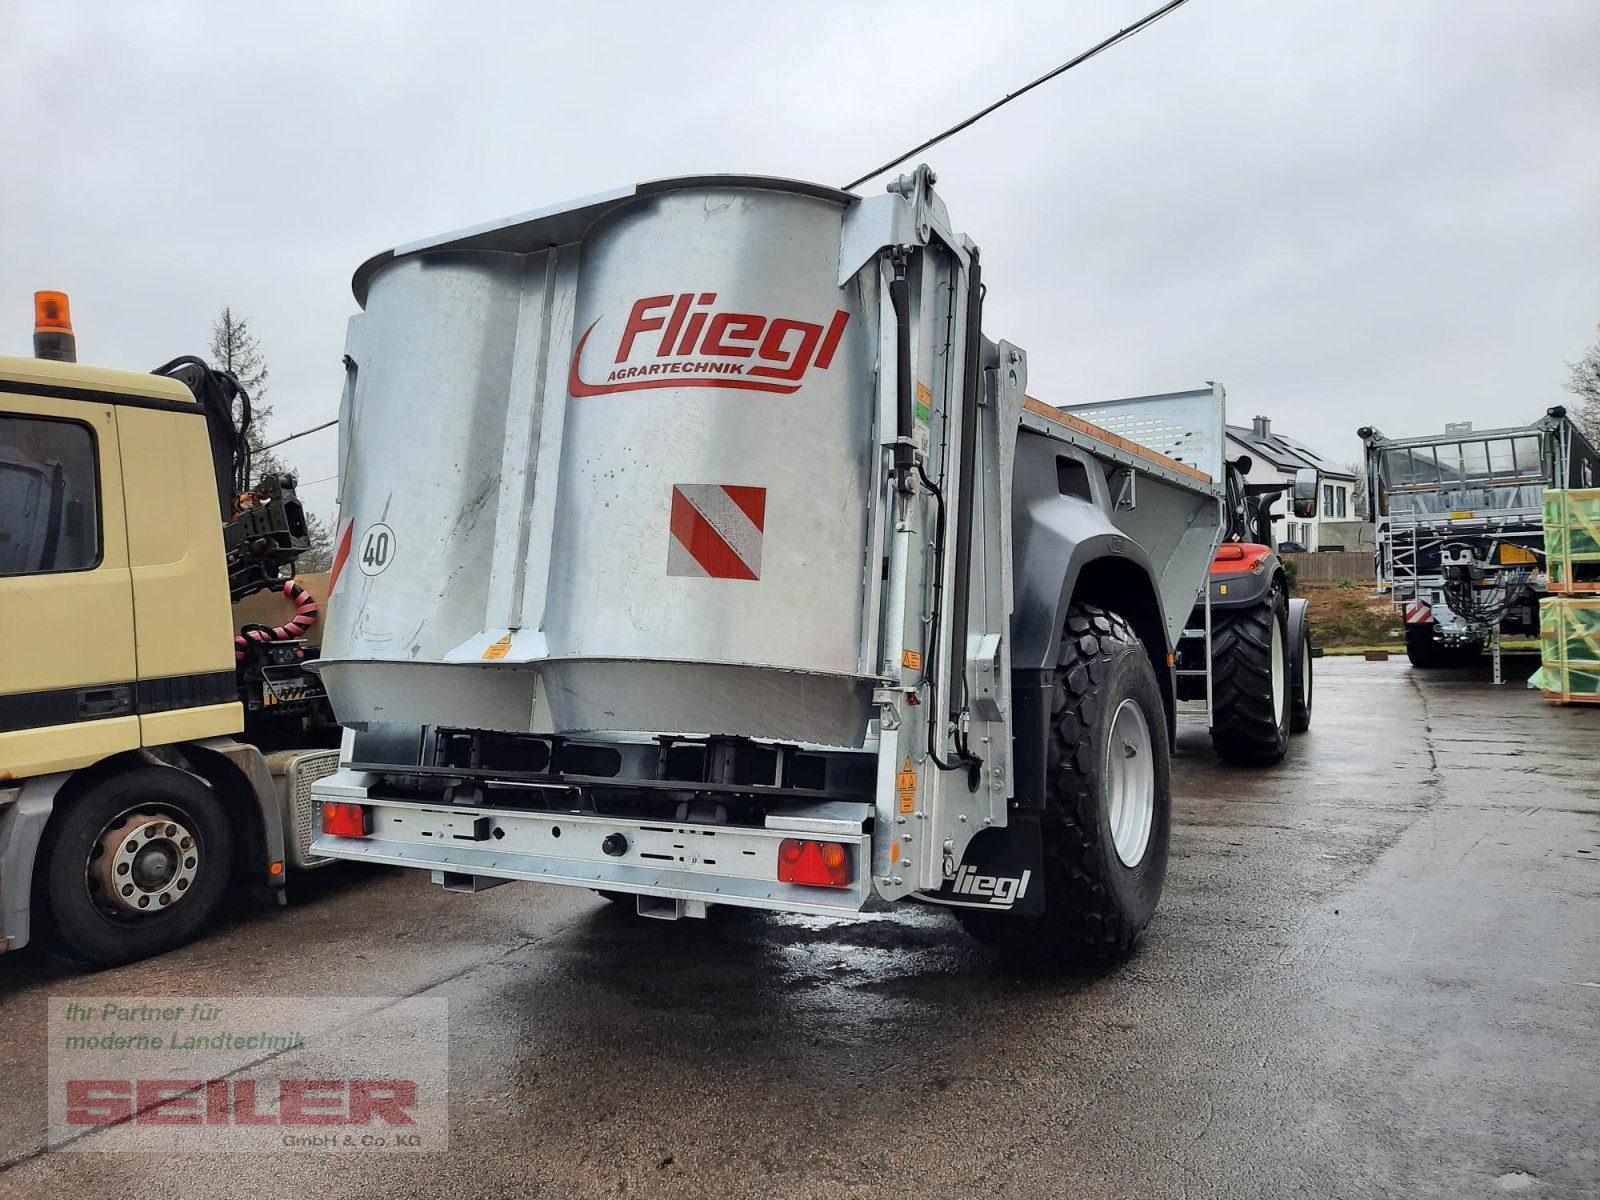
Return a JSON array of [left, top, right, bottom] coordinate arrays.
[[1403, 599, 1433, 624], [327, 518, 355, 595], [668, 484, 766, 580]]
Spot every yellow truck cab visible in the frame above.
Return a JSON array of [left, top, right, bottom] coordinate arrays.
[[0, 297, 338, 964]]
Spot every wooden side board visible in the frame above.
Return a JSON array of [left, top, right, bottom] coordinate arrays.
[[1021, 395, 1213, 485]]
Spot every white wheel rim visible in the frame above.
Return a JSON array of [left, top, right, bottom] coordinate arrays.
[[1300, 633, 1312, 709], [1271, 617, 1287, 727], [1105, 698, 1155, 868]]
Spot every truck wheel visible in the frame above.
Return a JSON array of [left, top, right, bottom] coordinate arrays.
[[1405, 624, 1481, 668], [1404, 624, 1447, 668], [1209, 587, 1290, 764], [1289, 611, 1313, 734], [957, 604, 1171, 964], [38, 766, 235, 965]]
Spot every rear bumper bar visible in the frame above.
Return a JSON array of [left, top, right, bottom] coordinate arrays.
[[310, 771, 872, 916]]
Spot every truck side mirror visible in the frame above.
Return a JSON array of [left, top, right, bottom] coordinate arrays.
[[1291, 467, 1318, 519]]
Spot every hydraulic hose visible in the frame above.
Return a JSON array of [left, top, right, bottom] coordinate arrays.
[[946, 260, 983, 751], [888, 253, 915, 491], [235, 578, 319, 661]]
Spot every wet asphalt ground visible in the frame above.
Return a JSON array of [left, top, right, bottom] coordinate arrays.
[[1, 655, 1596, 1199]]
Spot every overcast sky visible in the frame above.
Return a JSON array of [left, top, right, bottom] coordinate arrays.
[[5, 0, 1598, 525]]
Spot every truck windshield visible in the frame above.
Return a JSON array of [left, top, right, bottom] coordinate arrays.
[[1379, 435, 1544, 517]]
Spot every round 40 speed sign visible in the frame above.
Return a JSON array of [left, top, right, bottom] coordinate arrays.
[[358, 523, 396, 576]]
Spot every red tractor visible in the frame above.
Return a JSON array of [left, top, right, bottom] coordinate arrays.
[[1175, 461, 1319, 764]]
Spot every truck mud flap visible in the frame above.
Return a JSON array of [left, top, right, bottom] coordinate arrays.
[[914, 813, 1045, 916]]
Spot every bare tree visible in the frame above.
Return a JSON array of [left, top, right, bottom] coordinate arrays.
[[1346, 460, 1369, 520], [1565, 322, 1600, 445], [298, 512, 334, 572], [209, 306, 332, 573]]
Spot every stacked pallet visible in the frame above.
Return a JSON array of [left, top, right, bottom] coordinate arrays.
[[1540, 489, 1600, 704], [1539, 598, 1600, 703], [1543, 487, 1600, 593]]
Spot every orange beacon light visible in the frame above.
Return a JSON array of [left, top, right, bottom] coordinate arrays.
[[33, 290, 77, 362]]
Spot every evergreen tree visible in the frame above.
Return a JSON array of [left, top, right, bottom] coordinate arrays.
[[209, 307, 332, 571]]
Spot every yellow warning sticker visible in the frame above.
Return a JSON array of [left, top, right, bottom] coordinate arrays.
[[901, 648, 922, 671], [896, 756, 917, 814], [914, 382, 932, 423], [482, 634, 513, 661]]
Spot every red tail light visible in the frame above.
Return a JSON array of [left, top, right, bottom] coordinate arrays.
[[777, 838, 850, 888], [321, 802, 371, 837]]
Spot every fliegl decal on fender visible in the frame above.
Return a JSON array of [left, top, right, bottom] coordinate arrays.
[[922, 865, 1035, 911], [568, 292, 849, 397]]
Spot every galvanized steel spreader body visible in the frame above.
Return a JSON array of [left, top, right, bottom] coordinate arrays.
[[311, 171, 1229, 930]]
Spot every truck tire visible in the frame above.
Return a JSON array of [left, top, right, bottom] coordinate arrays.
[[957, 604, 1171, 965], [1289, 607, 1313, 734], [1404, 625, 1443, 667], [1209, 587, 1290, 764], [1405, 624, 1482, 668], [37, 766, 235, 965]]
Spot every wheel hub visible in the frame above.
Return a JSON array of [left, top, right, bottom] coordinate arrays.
[[90, 810, 200, 917], [1105, 698, 1155, 868]]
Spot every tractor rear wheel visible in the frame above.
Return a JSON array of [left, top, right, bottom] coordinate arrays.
[[1209, 587, 1290, 764], [956, 603, 1171, 965]]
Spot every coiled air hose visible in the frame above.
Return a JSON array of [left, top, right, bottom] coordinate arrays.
[[234, 578, 319, 661]]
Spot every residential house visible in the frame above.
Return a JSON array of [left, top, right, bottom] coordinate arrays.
[[1226, 416, 1368, 551]]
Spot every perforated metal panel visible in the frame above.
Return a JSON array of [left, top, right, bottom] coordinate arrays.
[[1065, 385, 1226, 485], [285, 750, 340, 869]]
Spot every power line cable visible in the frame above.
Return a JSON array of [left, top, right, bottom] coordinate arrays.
[[261, 419, 337, 451], [841, 0, 1194, 192]]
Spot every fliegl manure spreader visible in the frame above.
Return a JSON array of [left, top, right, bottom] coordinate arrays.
[[310, 169, 1311, 962]]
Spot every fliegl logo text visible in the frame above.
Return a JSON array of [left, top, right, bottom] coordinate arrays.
[[949, 866, 1033, 908], [568, 292, 849, 397]]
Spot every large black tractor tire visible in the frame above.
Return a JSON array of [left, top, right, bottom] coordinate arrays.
[[37, 766, 235, 965], [1210, 587, 1291, 764], [1289, 601, 1313, 734], [957, 604, 1171, 965], [1404, 624, 1482, 668]]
